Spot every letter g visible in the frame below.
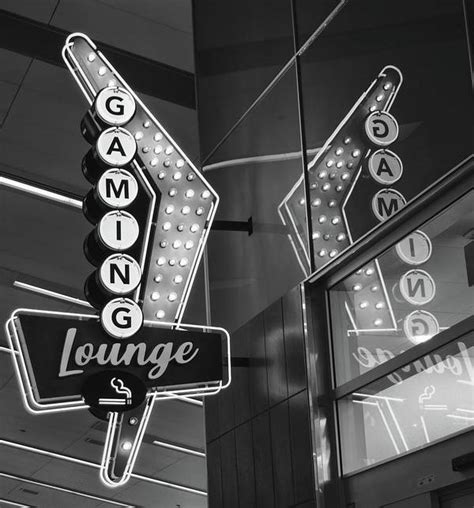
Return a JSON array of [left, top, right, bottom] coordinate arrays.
[[111, 307, 132, 329], [105, 96, 125, 116], [372, 119, 388, 138], [411, 318, 429, 336]]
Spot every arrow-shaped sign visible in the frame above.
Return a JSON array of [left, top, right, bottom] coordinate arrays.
[[5, 33, 231, 488]]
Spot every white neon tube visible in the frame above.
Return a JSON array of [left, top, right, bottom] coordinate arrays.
[[0, 440, 207, 497], [153, 440, 205, 458], [0, 473, 133, 507], [0, 499, 31, 508], [353, 393, 405, 402], [13, 281, 93, 308], [0, 176, 82, 208], [446, 414, 474, 421]]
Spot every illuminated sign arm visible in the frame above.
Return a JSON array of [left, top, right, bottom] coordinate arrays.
[[62, 33, 219, 326]]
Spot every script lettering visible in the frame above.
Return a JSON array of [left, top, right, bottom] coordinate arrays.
[[58, 328, 83, 377], [352, 341, 473, 385], [57, 329, 201, 380]]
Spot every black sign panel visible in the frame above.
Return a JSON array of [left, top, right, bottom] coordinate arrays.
[[14, 312, 224, 404]]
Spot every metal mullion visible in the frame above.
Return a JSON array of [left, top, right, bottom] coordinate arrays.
[[332, 316, 474, 400]]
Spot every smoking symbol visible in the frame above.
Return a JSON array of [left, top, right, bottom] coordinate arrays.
[[418, 385, 435, 405], [98, 377, 132, 406]]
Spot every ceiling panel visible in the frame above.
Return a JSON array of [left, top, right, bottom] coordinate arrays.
[[0, 2, 209, 505], [0, 50, 31, 127], [0, 0, 58, 23], [51, 0, 194, 72]]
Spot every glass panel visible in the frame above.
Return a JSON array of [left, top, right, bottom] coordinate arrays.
[[203, 64, 308, 331], [329, 190, 474, 385], [338, 329, 474, 474], [297, 0, 472, 268], [194, 0, 295, 159]]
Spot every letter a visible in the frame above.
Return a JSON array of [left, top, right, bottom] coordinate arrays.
[[107, 136, 126, 156], [377, 157, 394, 176]]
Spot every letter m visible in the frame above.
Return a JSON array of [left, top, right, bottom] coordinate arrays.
[[106, 178, 129, 199], [377, 196, 400, 218]]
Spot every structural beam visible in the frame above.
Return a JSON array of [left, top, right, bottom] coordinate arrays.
[[0, 8, 195, 109]]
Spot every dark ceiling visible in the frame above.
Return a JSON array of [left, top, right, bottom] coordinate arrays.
[[0, 1, 210, 507]]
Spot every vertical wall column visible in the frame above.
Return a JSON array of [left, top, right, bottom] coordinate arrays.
[[204, 285, 316, 507]]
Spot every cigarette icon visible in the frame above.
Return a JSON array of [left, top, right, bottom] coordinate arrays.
[[98, 378, 132, 406], [98, 398, 127, 405]]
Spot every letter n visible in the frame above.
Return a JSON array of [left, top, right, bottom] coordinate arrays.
[[110, 263, 130, 284]]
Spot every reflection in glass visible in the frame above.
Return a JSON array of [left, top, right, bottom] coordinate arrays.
[[279, 66, 403, 275], [339, 331, 474, 474], [329, 191, 474, 385], [203, 65, 308, 331]]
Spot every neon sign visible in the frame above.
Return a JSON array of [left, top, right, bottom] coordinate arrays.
[[5, 33, 231, 488]]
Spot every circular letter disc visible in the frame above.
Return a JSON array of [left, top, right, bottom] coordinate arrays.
[[96, 127, 136, 167], [365, 111, 399, 146], [95, 86, 136, 126], [395, 230, 432, 266], [399, 269, 436, 306], [101, 298, 143, 339], [368, 149, 403, 184], [403, 310, 440, 345], [98, 210, 140, 251], [99, 254, 142, 294], [97, 168, 139, 208]]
